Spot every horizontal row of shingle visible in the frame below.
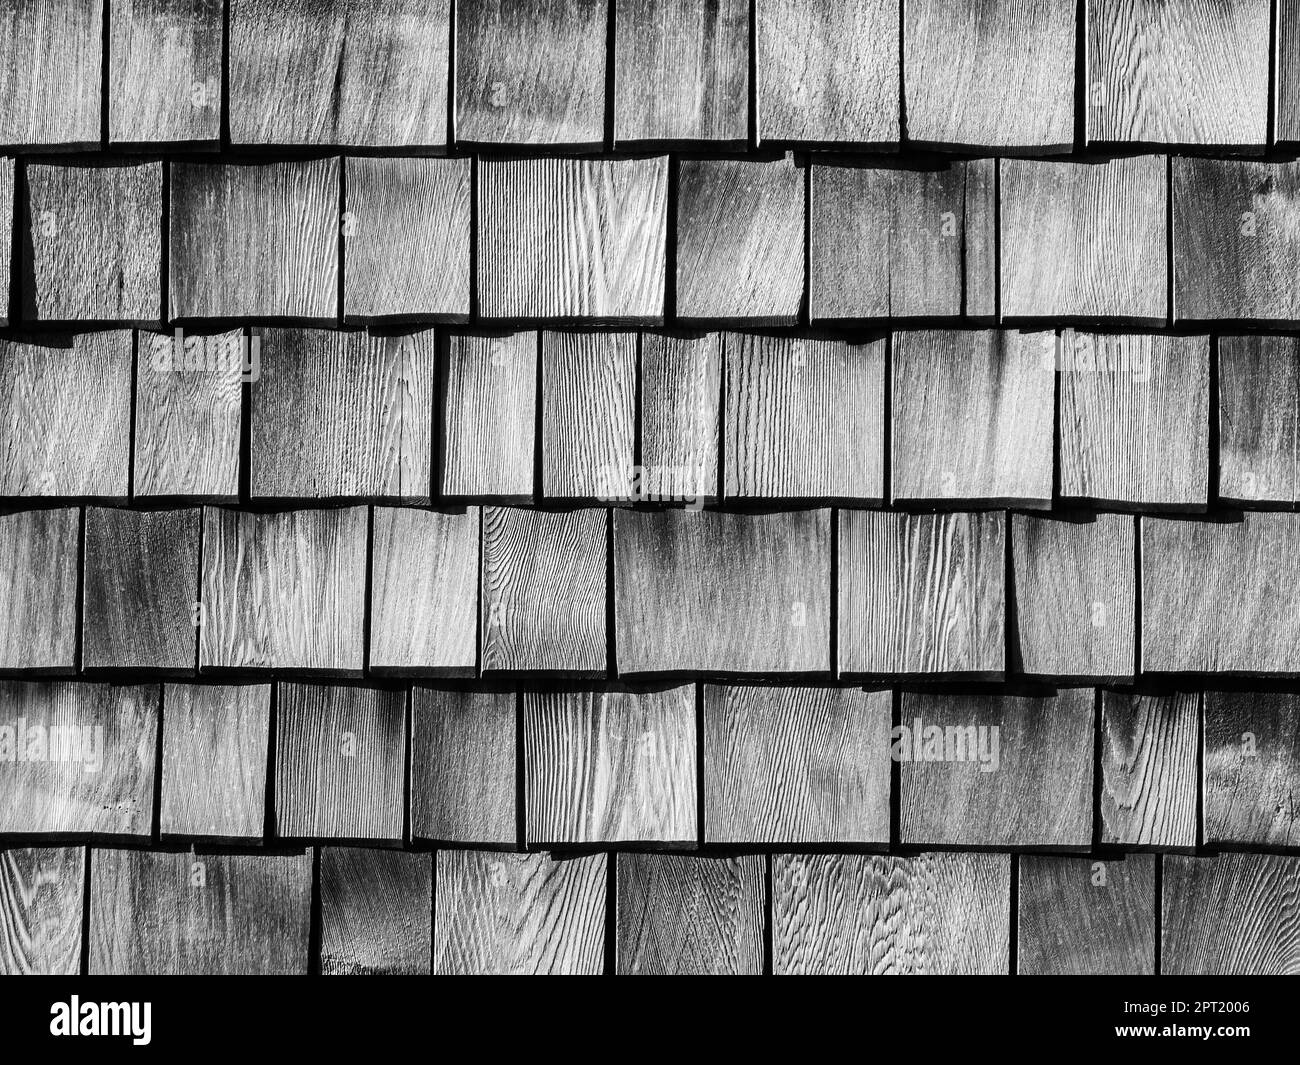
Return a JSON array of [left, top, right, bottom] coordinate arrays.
[[6, 845, 1292, 975], [4, 0, 1297, 152]]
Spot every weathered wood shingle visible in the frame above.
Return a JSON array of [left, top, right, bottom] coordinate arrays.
[[0, 847, 84, 975], [640, 332, 720, 504], [0, 509, 79, 671], [320, 848, 432, 976], [1279, 0, 1300, 143], [1204, 691, 1300, 847], [1219, 335, 1300, 505], [0, 0, 101, 147]]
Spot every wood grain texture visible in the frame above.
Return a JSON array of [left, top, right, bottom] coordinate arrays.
[[1280, 0, 1300, 142], [411, 689, 516, 844], [159, 683, 270, 840], [134, 329, 244, 501], [199, 507, 367, 672], [724, 333, 884, 500], [109, 0, 223, 144], [615, 508, 831, 674], [542, 331, 636, 499], [250, 328, 434, 501], [319, 847, 431, 975], [456, 0, 606, 146], [616, 853, 763, 975], [343, 157, 470, 320], [1205, 691, 1300, 847], [614, 0, 748, 143], [1058, 332, 1209, 507], [704, 684, 890, 843], [810, 160, 996, 319], [0, 0, 101, 147], [772, 852, 1010, 974], [0, 847, 83, 975], [0, 332, 132, 497], [480, 506, 607, 674], [0, 681, 158, 837], [89, 848, 312, 975], [169, 160, 339, 321], [0, 509, 79, 671], [274, 683, 405, 841], [838, 510, 1004, 676], [433, 849, 605, 975], [1010, 513, 1135, 679], [440, 332, 537, 499], [0, 158, 12, 324], [478, 157, 667, 321], [897, 689, 1095, 847], [1087, 0, 1268, 146], [1173, 158, 1300, 322], [82, 507, 200, 671], [756, 0, 898, 144], [903, 0, 1074, 150], [1219, 335, 1300, 505], [1142, 514, 1300, 673], [1163, 853, 1300, 975], [369, 507, 479, 674], [1100, 691, 1198, 848], [640, 332, 720, 503], [891, 330, 1053, 505], [524, 686, 696, 844], [229, 0, 448, 146], [1000, 156, 1167, 321], [1017, 854, 1155, 975], [676, 156, 804, 322]]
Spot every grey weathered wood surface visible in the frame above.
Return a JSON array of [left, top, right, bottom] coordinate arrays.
[[170, 160, 339, 321], [250, 328, 435, 500], [369, 507, 479, 674], [524, 687, 696, 844], [891, 329, 1053, 505], [89, 849, 312, 975], [614, 0, 748, 143], [411, 689, 516, 844], [160, 683, 271, 840], [0, 158, 12, 323], [615, 508, 831, 674], [1204, 691, 1300, 847], [755, 0, 898, 144], [199, 507, 368, 673], [1017, 854, 1155, 975], [0, 847, 84, 975], [274, 683, 405, 841], [772, 852, 1010, 974], [838, 510, 1005, 675], [616, 853, 763, 975], [109, 0, 223, 144], [433, 849, 606, 975], [81, 507, 200, 671], [319, 847, 432, 975], [1058, 332, 1209, 507], [640, 332, 720, 503], [478, 157, 667, 320], [0, 509, 79, 671], [0, 682, 158, 837], [344, 157, 470, 320], [1011, 512, 1135, 679], [724, 333, 885, 500], [1280, 0, 1300, 142], [481, 506, 607, 673], [1000, 156, 1167, 321], [1219, 335, 1300, 505], [1099, 691, 1198, 849], [897, 689, 1094, 847], [676, 157, 804, 322], [0, 0, 101, 146], [704, 684, 890, 843]]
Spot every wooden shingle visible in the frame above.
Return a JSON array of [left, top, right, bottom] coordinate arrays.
[[676, 156, 803, 323], [320, 848, 432, 976], [724, 333, 885, 501], [616, 853, 763, 975], [1219, 335, 1300, 505], [0, 509, 79, 671], [199, 507, 367, 673], [615, 508, 831, 674], [1204, 691, 1300, 847], [897, 689, 1094, 848], [0, 0, 100, 148], [1000, 157, 1167, 322], [169, 160, 339, 321], [89, 849, 312, 975], [0, 158, 13, 323], [0, 847, 84, 975], [772, 852, 1010, 975], [1279, 0, 1300, 143], [703, 684, 890, 844], [524, 687, 696, 845], [639, 332, 720, 504], [434, 849, 605, 975], [478, 157, 668, 321], [274, 683, 405, 842]]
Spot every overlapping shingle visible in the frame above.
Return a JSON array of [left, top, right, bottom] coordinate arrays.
[[1099, 691, 1198, 848], [0, 846, 84, 975], [639, 332, 720, 504], [319, 848, 432, 976], [1204, 691, 1300, 847], [0, 0, 101, 148], [1219, 336, 1300, 506], [0, 509, 80, 671]]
